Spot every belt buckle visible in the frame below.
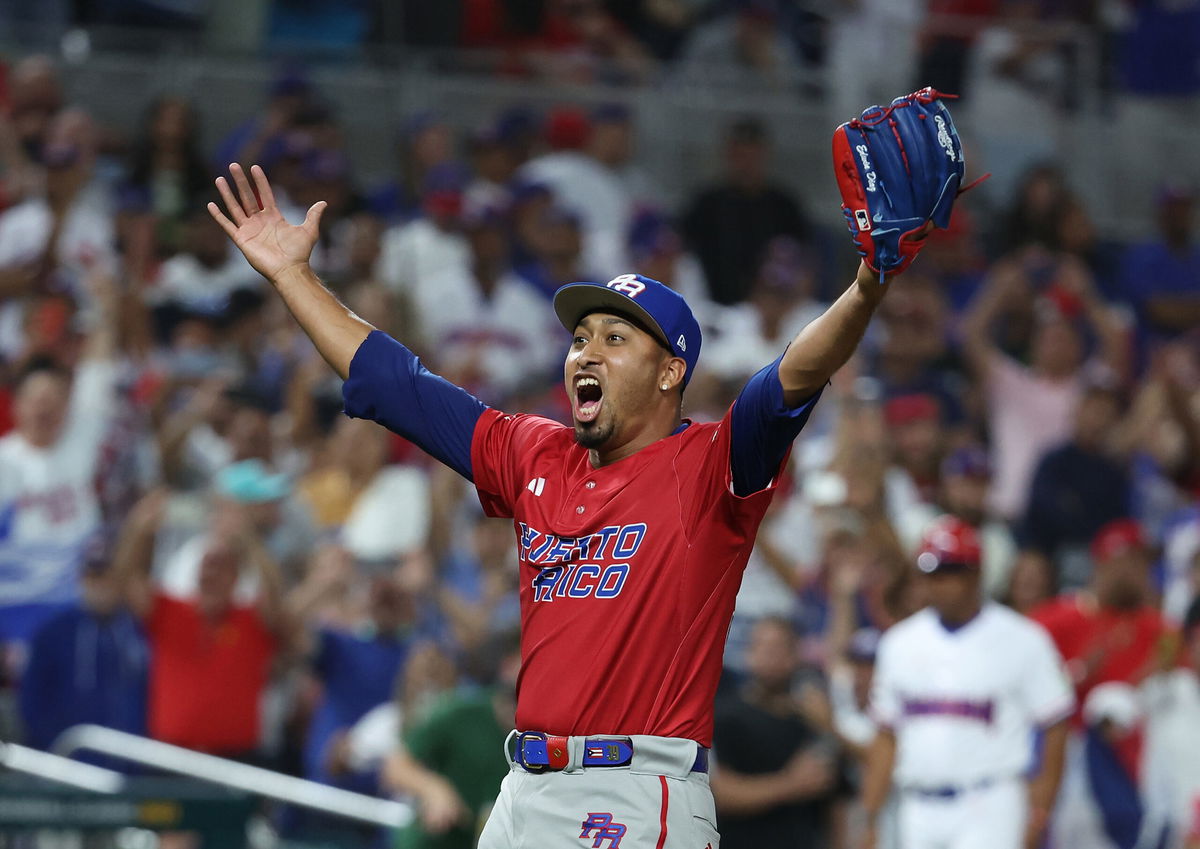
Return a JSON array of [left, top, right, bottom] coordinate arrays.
[[515, 731, 548, 773]]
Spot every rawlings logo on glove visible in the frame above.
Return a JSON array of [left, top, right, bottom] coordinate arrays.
[[833, 88, 983, 281]]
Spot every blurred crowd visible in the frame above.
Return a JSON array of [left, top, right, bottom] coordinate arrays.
[[0, 0, 1198, 104], [0, 11, 1197, 848]]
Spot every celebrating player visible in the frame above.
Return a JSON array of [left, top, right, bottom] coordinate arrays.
[[862, 516, 1075, 849], [208, 90, 965, 848]]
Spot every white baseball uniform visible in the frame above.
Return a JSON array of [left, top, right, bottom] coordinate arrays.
[[871, 603, 1075, 849]]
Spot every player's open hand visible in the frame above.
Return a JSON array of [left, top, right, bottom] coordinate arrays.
[[208, 163, 326, 282]]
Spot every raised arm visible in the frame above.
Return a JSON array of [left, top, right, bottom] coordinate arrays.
[[208, 163, 372, 379], [209, 164, 486, 480], [776, 261, 890, 406], [960, 258, 1026, 378]]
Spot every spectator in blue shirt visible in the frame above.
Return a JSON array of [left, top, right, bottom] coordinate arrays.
[[18, 534, 149, 766], [1023, 381, 1132, 589], [1119, 185, 1200, 342], [290, 546, 430, 792]]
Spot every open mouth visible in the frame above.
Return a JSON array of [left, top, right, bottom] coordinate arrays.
[[574, 375, 603, 424]]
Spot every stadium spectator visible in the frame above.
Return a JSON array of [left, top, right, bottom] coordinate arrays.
[[703, 236, 826, 386], [368, 114, 457, 225], [1120, 184, 1200, 342], [520, 105, 635, 278], [4, 54, 64, 165], [964, 2, 1066, 203], [113, 488, 297, 760], [683, 117, 809, 307], [677, 0, 807, 86], [150, 205, 261, 309], [1023, 381, 1132, 587], [588, 103, 655, 204], [375, 164, 471, 336], [213, 70, 319, 174], [1003, 548, 1056, 615], [961, 251, 1126, 521], [1115, 342, 1200, 545], [882, 393, 945, 512], [712, 617, 844, 849], [288, 546, 418, 793], [383, 632, 520, 849], [995, 163, 1073, 256], [513, 203, 596, 299], [463, 124, 518, 215], [0, 107, 117, 343], [433, 507, 520, 654], [913, 0, 998, 100], [1030, 519, 1173, 716], [0, 274, 119, 643], [119, 96, 212, 267], [871, 273, 966, 427], [17, 532, 149, 758], [416, 204, 559, 402], [826, 0, 921, 129], [0, 55, 62, 209], [897, 445, 1019, 599]]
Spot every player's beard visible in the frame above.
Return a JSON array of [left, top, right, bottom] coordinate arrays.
[[574, 413, 615, 449]]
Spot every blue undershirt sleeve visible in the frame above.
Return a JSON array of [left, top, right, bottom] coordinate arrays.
[[341, 330, 488, 481], [729, 351, 824, 497]]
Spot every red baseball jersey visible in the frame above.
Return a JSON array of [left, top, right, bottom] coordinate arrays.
[[1030, 595, 1174, 719], [471, 405, 778, 746]]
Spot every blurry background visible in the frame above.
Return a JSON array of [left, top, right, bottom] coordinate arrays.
[[0, 1, 1197, 848]]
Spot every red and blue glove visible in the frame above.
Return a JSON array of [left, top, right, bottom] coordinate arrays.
[[833, 88, 972, 280]]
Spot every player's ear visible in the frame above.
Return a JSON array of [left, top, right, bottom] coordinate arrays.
[[659, 357, 687, 393]]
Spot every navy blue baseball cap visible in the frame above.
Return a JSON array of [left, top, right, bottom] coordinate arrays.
[[553, 275, 702, 386]]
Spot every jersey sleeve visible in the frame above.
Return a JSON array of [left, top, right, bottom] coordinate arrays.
[[868, 630, 903, 729], [728, 351, 823, 497], [341, 330, 488, 480], [470, 408, 566, 519], [1020, 622, 1076, 726]]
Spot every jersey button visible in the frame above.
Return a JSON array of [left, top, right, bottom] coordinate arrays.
[[585, 480, 596, 489], [576, 505, 585, 514]]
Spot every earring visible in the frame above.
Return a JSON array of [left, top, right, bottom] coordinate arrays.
[[661, 383, 669, 391]]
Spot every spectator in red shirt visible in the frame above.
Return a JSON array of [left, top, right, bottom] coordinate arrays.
[[1030, 519, 1175, 720], [113, 490, 297, 759]]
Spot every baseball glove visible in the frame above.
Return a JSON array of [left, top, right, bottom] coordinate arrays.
[[832, 88, 976, 280]]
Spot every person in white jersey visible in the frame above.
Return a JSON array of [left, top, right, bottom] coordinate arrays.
[[0, 274, 119, 644], [861, 515, 1075, 849]]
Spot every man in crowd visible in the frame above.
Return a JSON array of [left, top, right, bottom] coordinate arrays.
[[0, 273, 119, 646], [113, 489, 296, 760], [1031, 519, 1173, 717], [683, 117, 810, 307], [1023, 381, 1132, 588], [711, 617, 844, 849], [18, 531, 149, 763]]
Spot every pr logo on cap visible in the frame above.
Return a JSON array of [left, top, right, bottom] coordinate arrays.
[[606, 275, 646, 298]]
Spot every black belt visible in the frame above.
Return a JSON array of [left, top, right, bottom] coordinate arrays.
[[514, 731, 709, 774]]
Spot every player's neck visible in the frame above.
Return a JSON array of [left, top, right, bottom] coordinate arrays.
[[936, 601, 982, 632], [587, 415, 682, 467]]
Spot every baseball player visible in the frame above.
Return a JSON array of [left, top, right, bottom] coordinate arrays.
[[861, 516, 1076, 849], [208, 90, 964, 848]]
